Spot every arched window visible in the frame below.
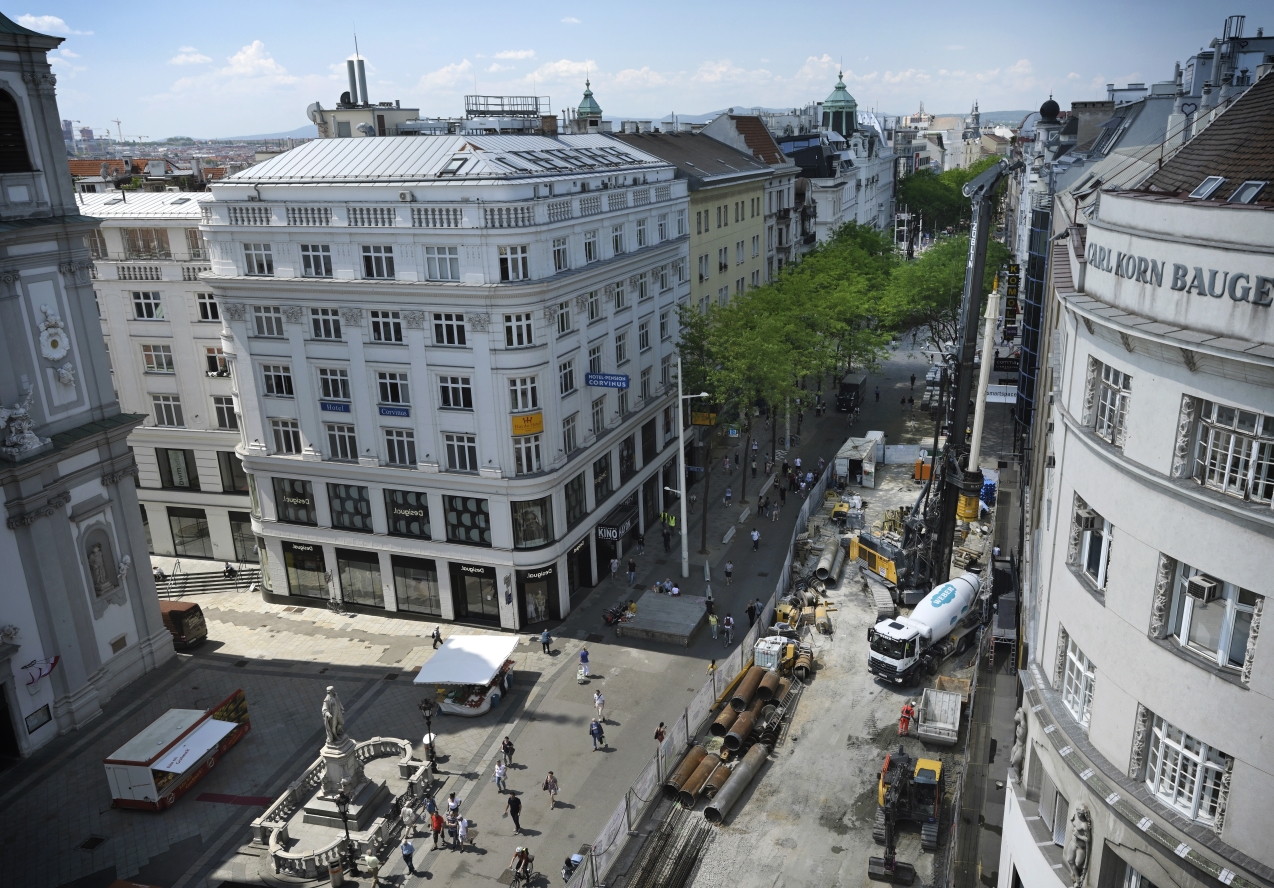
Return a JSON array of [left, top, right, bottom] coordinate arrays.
[[0, 90, 33, 173]]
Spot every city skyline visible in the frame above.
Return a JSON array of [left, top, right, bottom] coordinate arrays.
[[29, 0, 1272, 140]]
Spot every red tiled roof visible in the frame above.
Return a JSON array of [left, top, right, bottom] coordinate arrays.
[[68, 159, 126, 177], [728, 115, 785, 165]]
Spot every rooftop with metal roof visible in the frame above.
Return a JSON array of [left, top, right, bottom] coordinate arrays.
[[223, 134, 667, 186], [607, 131, 772, 188], [77, 191, 211, 220]]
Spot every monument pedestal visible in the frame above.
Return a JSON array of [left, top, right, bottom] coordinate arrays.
[[301, 735, 388, 830]]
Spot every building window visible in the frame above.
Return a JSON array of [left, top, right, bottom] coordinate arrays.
[[504, 313, 534, 347], [565, 471, 588, 528], [593, 452, 612, 503], [736, 277, 744, 296], [499, 244, 529, 281], [1078, 504, 1111, 589], [370, 310, 403, 343], [1169, 562, 1258, 670], [326, 423, 358, 460], [326, 484, 373, 533], [439, 375, 473, 410], [640, 367, 651, 400], [751, 269, 760, 287], [425, 246, 460, 280], [563, 413, 579, 454], [514, 434, 542, 475], [510, 376, 539, 411], [559, 359, 576, 396], [584, 230, 598, 263], [696, 211, 703, 235], [752, 234, 760, 257], [311, 307, 342, 340], [636, 218, 648, 248], [615, 331, 628, 365], [588, 290, 603, 322], [168, 507, 212, 558], [677, 209, 686, 236], [1095, 363, 1131, 446], [661, 354, 672, 389], [660, 309, 671, 341], [619, 434, 636, 482], [638, 320, 651, 352], [386, 492, 431, 540], [592, 396, 606, 434], [1193, 399, 1274, 505], [637, 274, 649, 302], [719, 286, 729, 307], [244, 243, 274, 275], [511, 496, 554, 548], [319, 367, 351, 401], [557, 300, 572, 334], [253, 305, 284, 337], [196, 292, 219, 321], [657, 214, 668, 241], [132, 291, 163, 320], [614, 281, 627, 310], [588, 345, 603, 375], [214, 396, 237, 430], [443, 494, 491, 546], [445, 433, 478, 471], [718, 247, 728, 273], [1061, 635, 1095, 727], [261, 364, 294, 398], [392, 554, 441, 614], [553, 236, 569, 272], [87, 228, 107, 259], [384, 428, 417, 466], [698, 254, 709, 282], [123, 227, 172, 260], [361, 245, 395, 279], [271, 418, 302, 454], [141, 344, 175, 374], [156, 448, 200, 489], [377, 371, 410, 405], [273, 478, 317, 525], [736, 240, 744, 264], [301, 244, 333, 277], [659, 265, 670, 291], [433, 312, 467, 346], [152, 394, 184, 427], [612, 225, 625, 255], [617, 390, 629, 417], [1145, 714, 1230, 825], [217, 451, 249, 493], [335, 547, 382, 606], [184, 228, 206, 258]]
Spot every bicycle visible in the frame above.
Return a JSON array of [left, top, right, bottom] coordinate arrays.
[[510, 855, 537, 888], [327, 596, 347, 616]]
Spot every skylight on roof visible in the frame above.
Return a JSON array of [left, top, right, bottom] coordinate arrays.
[[1188, 176, 1226, 199], [1227, 180, 1267, 205]]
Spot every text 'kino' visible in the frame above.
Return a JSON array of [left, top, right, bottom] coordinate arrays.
[[1087, 242, 1273, 306]]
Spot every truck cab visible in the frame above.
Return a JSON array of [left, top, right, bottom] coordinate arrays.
[[868, 620, 923, 683]]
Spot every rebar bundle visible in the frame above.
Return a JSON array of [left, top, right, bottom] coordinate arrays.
[[626, 806, 714, 888]]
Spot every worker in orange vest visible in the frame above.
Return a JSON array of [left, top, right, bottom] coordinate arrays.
[[898, 700, 916, 736]]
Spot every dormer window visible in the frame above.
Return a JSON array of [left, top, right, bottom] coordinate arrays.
[[437, 156, 467, 177], [1188, 176, 1225, 200], [0, 90, 33, 173], [1227, 180, 1267, 204]]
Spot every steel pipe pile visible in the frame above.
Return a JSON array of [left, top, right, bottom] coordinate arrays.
[[730, 665, 766, 711], [709, 705, 739, 737], [704, 743, 770, 824], [755, 669, 782, 702], [662, 745, 706, 800], [723, 697, 766, 751], [702, 762, 733, 799], [677, 752, 721, 808]]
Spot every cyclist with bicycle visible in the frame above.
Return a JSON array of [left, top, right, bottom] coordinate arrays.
[[511, 846, 534, 884]]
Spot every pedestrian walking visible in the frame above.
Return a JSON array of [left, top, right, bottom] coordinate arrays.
[[788, 471, 796, 492], [430, 810, 445, 849], [637, 532, 645, 554], [447, 792, 461, 817], [750, 528, 760, 551], [724, 560, 733, 585], [771, 501, 780, 522], [755, 598, 765, 625], [724, 486, 732, 505], [908, 396, 915, 411], [779, 486, 786, 505], [456, 816, 469, 851], [752, 440, 759, 454], [723, 614, 735, 646], [745, 601, 757, 627], [364, 852, 382, 885], [751, 459, 757, 478], [799, 479, 807, 498], [910, 373, 916, 388], [590, 718, 607, 750], [794, 456, 801, 470], [401, 839, 416, 875], [735, 453, 741, 469], [544, 771, 560, 809], [505, 792, 523, 834], [782, 459, 789, 476], [705, 596, 714, 615], [494, 760, 508, 793], [431, 626, 442, 649], [627, 557, 637, 586], [723, 455, 731, 474], [818, 457, 825, 473], [707, 659, 717, 676], [708, 612, 719, 638], [662, 528, 671, 552], [609, 558, 619, 581], [875, 386, 880, 402], [594, 689, 606, 722], [540, 628, 552, 654], [424, 792, 438, 817], [501, 735, 516, 766], [579, 646, 590, 676], [401, 803, 418, 838], [654, 722, 667, 744]]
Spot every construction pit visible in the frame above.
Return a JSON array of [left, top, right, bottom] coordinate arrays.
[[610, 462, 993, 888]]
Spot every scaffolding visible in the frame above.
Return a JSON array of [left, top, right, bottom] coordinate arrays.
[[464, 95, 549, 118]]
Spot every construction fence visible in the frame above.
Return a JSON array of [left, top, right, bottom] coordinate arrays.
[[566, 466, 833, 888]]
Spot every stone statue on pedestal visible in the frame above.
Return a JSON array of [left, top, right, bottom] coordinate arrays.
[[1009, 706, 1027, 782], [318, 686, 367, 799], [322, 686, 345, 745], [1063, 803, 1092, 888]]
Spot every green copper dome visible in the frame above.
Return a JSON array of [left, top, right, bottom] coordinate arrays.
[[822, 71, 858, 135], [577, 79, 602, 119], [824, 71, 857, 112]]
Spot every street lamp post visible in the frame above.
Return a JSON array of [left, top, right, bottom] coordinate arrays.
[[418, 697, 437, 772], [335, 789, 361, 875], [675, 355, 709, 579]]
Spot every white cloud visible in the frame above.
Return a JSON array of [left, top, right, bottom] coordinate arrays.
[[221, 40, 294, 81], [613, 67, 669, 88], [487, 63, 513, 73], [417, 59, 473, 91], [528, 58, 593, 82], [58, 47, 77, 58], [495, 49, 535, 60], [170, 49, 212, 65], [561, 16, 581, 24], [16, 14, 91, 35], [1067, 72, 1081, 80]]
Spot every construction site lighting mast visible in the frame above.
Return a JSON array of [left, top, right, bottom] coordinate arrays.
[[929, 159, 1022, 584]]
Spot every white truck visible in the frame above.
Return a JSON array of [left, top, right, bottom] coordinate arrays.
[[867, 573, 984, 685]]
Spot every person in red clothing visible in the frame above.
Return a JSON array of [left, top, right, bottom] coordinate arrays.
[[430, 810, 445, 849], [898, 700, 916, 736]]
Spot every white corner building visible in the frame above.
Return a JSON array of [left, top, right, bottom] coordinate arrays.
[[204, 133, 690, 629]]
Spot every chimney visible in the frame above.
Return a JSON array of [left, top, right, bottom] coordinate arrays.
[[540, 115, 558, 136], [356, 59, 369, 106], [346, 60, 358, 104]]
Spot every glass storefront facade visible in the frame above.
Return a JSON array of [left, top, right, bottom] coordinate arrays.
[[511, 496, 555, 549], [449, 561, 500, 622], [517, 564, 561, 625], [328, 483, 373, 533], [568, 535, 593, 601], [273, 478, 318, 525], [336, 547, 382, 608], [385, 489, 431, 539], [283, 541, 326, 598], [167, 506, 212, 558], [392, 555, 441, 616], [228, 511, 257, 562], [565, 472, 588, 529], [444, 495, 492, 547]]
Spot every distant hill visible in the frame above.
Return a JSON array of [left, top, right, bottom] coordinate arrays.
[[211, 123, 317, 141], [936, 109, 1032, 124]]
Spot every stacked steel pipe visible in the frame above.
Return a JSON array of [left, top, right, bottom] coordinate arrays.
[[730, 666, 766, 711], [677, 752, 721, 808], [662, 746, 706, 800], [704, 742, 769, 824], [756, 670, 782, 702], [702, 762, 733, 799], [709, 706, 739, 737], [723, 697, 765, 751]]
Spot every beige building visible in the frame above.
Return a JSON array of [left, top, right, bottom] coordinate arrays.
[[611, 130, 770, 312]]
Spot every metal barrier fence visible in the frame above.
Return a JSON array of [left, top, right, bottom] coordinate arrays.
[[566, 465, 834, 888]]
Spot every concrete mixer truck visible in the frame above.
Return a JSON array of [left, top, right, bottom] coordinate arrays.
[[867, 573, 986, 685]]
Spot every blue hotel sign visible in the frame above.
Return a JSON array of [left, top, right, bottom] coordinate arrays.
[[379, 406, 410, 418], [586, 373, 629, 389], [320, 401, 351, 413]]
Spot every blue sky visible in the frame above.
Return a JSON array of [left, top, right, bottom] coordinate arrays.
[[24, 1, 1273, 139]]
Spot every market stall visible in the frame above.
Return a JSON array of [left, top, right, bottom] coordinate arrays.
[[413, 635, 518, 717], [103, 689, 251, 810]]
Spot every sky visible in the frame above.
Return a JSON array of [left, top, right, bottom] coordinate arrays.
[[25, 0, 1273, 140]]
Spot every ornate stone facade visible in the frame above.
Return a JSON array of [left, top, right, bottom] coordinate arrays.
[[1169, 394, 1197, 479], [1148, 553, 1177, 638]]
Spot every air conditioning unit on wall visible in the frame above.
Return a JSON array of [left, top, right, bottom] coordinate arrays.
[[398, 190, 414, 202], [1075, 508, 1098, 530], [1186, 575, 1219, 603]]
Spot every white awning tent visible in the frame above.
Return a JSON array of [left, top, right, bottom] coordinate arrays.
[[413, 635, 519, 686], [151, 719, 239, 773]]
